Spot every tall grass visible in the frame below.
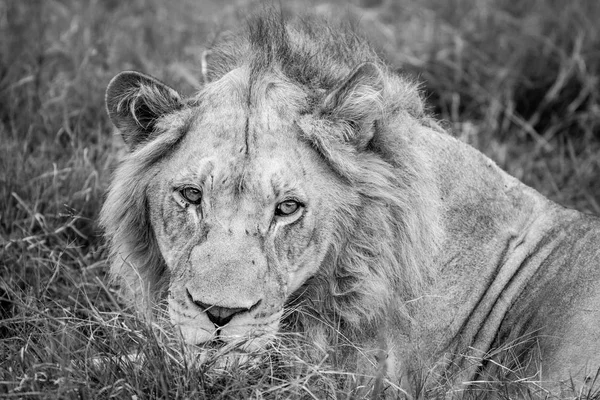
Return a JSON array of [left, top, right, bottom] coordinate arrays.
[[1, 0, 599, 398]]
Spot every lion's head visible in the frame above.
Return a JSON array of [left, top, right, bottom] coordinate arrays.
[[101, 14, 441, 351]]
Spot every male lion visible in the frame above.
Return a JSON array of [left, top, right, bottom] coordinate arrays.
[[101, 13, 600, 398]]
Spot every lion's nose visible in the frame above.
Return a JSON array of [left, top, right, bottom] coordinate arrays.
[[187, 290, 260, 327], [195, 300, 248, 327]]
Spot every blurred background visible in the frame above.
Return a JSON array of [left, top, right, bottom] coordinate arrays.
[[1, 0, 599, 397]]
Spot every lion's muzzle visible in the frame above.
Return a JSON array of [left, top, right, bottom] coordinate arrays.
[[169, 287, 281, 351]]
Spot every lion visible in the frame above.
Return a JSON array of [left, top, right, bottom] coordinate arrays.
[[101, 13, 600, 398]]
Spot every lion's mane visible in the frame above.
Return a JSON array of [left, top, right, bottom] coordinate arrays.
[[101, 13, 443, 342]]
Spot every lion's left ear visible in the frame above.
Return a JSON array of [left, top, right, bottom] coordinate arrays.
[[320, 62, 384, 149]]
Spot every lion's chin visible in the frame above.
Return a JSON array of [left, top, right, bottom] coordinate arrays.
[[173, 315, 281, 352]]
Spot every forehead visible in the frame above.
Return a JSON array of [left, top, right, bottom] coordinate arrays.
[[166, 68, 309, 186]]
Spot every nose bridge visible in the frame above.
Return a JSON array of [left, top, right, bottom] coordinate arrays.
[[187, 216, 266, 308], [225, 213, 256, 237], [204, 226, 258, 266], [211, 195, 262, 236]]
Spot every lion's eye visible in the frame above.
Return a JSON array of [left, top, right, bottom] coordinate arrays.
[[180, 187, 202, 204], [275, 200, 301, 216]]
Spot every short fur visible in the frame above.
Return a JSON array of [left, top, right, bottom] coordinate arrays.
[[102, 12, 600, 397]]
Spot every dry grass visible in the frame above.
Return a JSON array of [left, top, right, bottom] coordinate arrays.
[[1, 0, 599, 398]]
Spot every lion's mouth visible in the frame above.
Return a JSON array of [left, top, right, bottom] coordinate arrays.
[[202, 329, 238, 348]]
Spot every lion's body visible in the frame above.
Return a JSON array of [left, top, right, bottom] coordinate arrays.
[[393, 129, 600, 394], [101, 13, 600, 397]]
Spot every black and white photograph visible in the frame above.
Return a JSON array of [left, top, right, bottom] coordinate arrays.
[[1, 1, 599, 398]]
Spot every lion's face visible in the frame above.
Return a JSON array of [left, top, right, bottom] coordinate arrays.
[[104, 55, 388, 348], [145, 76, 341, 348]]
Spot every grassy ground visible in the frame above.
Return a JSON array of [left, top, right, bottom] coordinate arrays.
[[1, 0, 599, 398]]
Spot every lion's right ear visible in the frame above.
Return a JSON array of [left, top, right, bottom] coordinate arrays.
[[319, 62, 385, 150], [105, 71, 183, 150]]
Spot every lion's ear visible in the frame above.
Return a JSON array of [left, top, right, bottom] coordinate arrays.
[[105, 71, 182, 150], [320, 62, 384, 149]]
